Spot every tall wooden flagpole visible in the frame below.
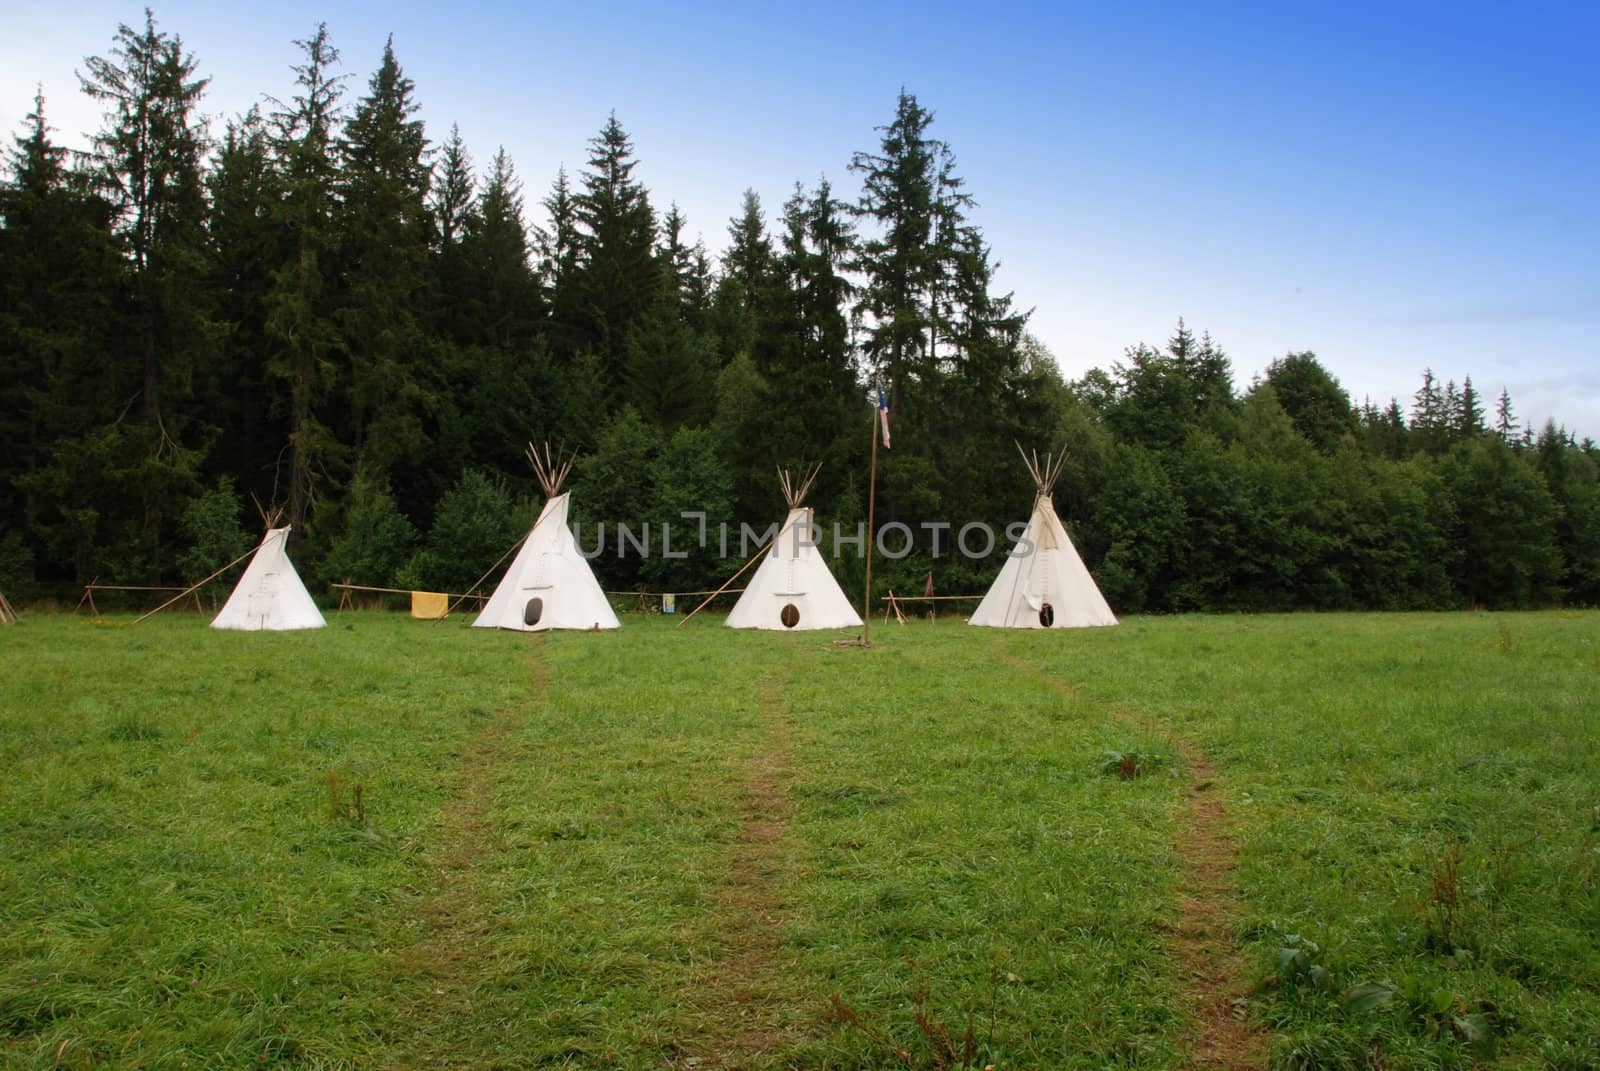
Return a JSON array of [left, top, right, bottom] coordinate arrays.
[[861, 384, 880, 646]]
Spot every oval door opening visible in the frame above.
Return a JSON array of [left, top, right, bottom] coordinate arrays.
[[780, 603, 800, 629], [524, 597, 544, 627], [1038, 602, 1054, 627]]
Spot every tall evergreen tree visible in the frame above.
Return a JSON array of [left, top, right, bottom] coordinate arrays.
[[777, 179, 857, 388], [456, 148, 539, 349], [1409, 368, 1446, 453], [573, 114, 656, 395], [335, 36, 433, 488], [428, 122, 474, 342], [536, 166, 581, 347], [714, 188, 775, 366], [78, 10, 211, 443], [66, 13, 212, 578], [0, 88, 123, 578], [1360, 397, 1410, 460], [851, 90, 939, 393], [1494, 387, 1518, 444], [430, 123, 473, 249], [684, 240, 715, 325], [1457, 375, 1485, 438], [1443, 379, 1463, 442], [264, 24, 345, 529], [204, 107, 280, 499], [1104, 322, 1237, 451]]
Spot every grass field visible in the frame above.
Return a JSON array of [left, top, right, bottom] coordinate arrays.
[[1, 610, 1596, 1069]]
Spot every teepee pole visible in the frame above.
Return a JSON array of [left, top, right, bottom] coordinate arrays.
[[133, 542, 260, 624], [443, 529, 529, 619], [861, 389, 880, 647], [678, 543, 767, 626]]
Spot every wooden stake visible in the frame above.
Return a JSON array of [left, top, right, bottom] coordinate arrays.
[[76, 577, 99, 617]]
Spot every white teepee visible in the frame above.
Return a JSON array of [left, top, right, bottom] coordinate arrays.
[[473, 443, 619, 632], [211, 526, 326, 631], [726, 466, 862, 631], [969, 446, 1117, 630]]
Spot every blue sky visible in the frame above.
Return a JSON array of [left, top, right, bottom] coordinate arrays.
[[5, 1, 1598, 437]]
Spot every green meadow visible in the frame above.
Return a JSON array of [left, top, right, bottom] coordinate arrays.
[[1, 611, 1596, 1069]]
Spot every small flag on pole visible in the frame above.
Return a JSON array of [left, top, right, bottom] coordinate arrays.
[[877, 384, 891, 449]]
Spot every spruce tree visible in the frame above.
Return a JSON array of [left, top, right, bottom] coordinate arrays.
[[429, 123, 474, 342], [537, 167, 588, 357], [0, 89, 123, 576], [1410, 368, 1445, 453], [1458, 376, 1485, 438], [684, 241, 715, 326], [715, 188, 775, 367], [1494, 387, 1518, 444], [264, 24, 345, 530], [762, 179, 859, 506], [1443, 379, 1462, 443], [851, 90, 939, 392], [431, 123, 473, 249], [205, 107, 281, 499], [78, 10, 211, 443], [459, 148, 540, 350], [942, 220, 1028, 394], [624, 275, 713, 434], [573, 114, 656, 395], [335, 36, 433, 485], [659, 203, 691, 287], [73, 13, 211, 577], [1358, 398, 1409, 460]]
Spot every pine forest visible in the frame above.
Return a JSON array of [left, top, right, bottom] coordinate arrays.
[[3, 15, 1598, 613]]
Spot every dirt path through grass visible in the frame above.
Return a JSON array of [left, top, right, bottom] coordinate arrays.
[[999, 644, 1265, 1070], [677, 672, 799, 1068], [386, 641, 551, 1067]]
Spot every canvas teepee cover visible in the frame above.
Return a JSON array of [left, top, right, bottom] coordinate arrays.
[[725, 466, 862, 631], [473, 444, 619, 632], [211, 526, 326, 631], [969, 447, 1117, 629]]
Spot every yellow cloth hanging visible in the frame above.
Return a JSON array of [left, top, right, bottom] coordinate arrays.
[[410, 591, 449, 619]]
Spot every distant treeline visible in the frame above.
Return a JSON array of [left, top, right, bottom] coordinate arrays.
[[2, 14, 1596, 611]]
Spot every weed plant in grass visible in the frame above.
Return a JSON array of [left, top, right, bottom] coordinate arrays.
[[1, 609, 1596, 1069]]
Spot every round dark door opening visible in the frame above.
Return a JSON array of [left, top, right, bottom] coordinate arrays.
[[1038, 602, 1054, 627], [780, 603, 800, 629], [523, 597, 544, 627]]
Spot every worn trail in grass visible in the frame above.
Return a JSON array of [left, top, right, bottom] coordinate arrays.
[[677, 671, 802, 1067], [1022, 612, 1600, 1068], [1167, 749, 1260, 1071], [771, 632, 1185, 1068], [357, 624, 785, 1067], [3, 611, 1597, 1068], [999, 642, 1265, 1070], [385, 643, 552, 1066]]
